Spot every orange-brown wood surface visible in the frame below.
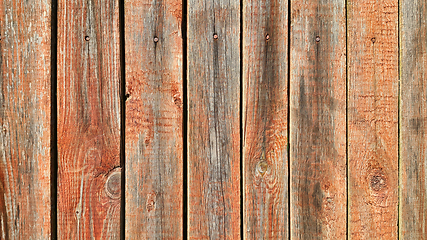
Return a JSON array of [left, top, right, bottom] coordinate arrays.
[[348, 0, 399, 238], [125, 0, 183, 238], [400, 0, 427, 239], [0, 0, 51, 238], [290, 0, 347, 239], [187, 0, 241, 238], [57, 0, 121, 238], [243, 0, 289, 238]]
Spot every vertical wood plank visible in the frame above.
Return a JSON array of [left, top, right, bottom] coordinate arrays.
[[57, 0, 121, 238], [348, 0, 398, 238], [242, 0, 288, 238], [125, 0, 183, 238], [0, 0, 51, 238], [400, 1, 427, 238], [187, 0, 241, 238], [290, 0, 347, 238]]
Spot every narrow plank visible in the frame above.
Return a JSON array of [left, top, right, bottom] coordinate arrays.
[[242, 0, 288, 238], [57, 0, 121, 238], [125, 0, 183, 238], [187, 0, 241, 238], [348, 0, 399, 238], [400, 1, 427, 238], [290, 0, 346, 238], [0, 0, 51, 238]]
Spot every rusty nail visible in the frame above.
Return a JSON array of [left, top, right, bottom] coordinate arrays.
[[315, 36, 320, 42], [85, 36, 90, 41], [371, 37, 376, 43], [154, 36, 159, 43], [213, 33, 218, 40], [265, 34, 270, 41]]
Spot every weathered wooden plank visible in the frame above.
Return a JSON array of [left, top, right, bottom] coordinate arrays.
[[57, 0, 121, 238], [400, 1, 427, 239], [0, 0, 51, 238], [242, 0, 288, 238], [290, 0, 346, 238], [125, 0, 183, 238], [187, 0, 240, 238], [348, 0, 398, 238]]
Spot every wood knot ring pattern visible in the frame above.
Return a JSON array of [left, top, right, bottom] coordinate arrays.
[[256, 161, 269, 177], [105, 171, 121, 199], [370, 173, 387, 191]]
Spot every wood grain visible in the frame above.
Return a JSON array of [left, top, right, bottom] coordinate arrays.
[[124, 0, 183, 238], [187, 0, 240, 238], [347, 0, 398, 238], [290, 0, 346, 238], [400, 1, 427, 239], [57, 0, 121, 238], [242, 0, 288, 238], [0, 0, 51, 238]]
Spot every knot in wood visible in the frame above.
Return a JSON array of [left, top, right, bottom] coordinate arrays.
[[105, 171, 121, 199], [256, 161, 269, 177], [371, 37, 376, 43], [370, 174, 386, 191]]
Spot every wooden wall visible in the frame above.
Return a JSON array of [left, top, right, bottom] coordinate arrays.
[[0, 0, 426, 239]]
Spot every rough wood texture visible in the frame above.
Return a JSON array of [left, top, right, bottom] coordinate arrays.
[[57, 0, 121, 238], [187, 0, 240, 238], [348, 0, 398, 238], [400, 1, 427, 238], [0, 0, 51, 238], [243, 0, 288, 238], [290, 0, 346, 238], [125, 0, 183, 238]]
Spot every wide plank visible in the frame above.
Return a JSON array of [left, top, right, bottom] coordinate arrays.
[[242, 0, 289, 238], [187, 0, 241, 238], [57, 0, 121, 238], [290, 0, 347, 238], [400, 1, 427, 238], [347, 0, 399, 238], [0, 0, 51, 238], [125, 0, 183, 238]]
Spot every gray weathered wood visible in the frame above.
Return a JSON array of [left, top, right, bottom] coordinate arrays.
[[400, 0, 427, 238], [0, 0, 51, 238], [243, 0, 289, 238], [187, 0, 241, 238], [290, 0, 347, 238], [125, 0, 183, 238]]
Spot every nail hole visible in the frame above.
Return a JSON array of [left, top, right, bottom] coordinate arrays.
[[213, 33, 218, 40], [371, 37, 376, 43], [315, 36, 320, 42], [153, 36, 159, 43], [265, 34, 270, 41], [85, 36, 90, 41]]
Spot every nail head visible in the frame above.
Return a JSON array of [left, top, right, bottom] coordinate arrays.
[[213, 33, 218, 40], [85, 36, 90, 41], [315, 36, 320, 42], [265, 34, 270, 41], [371, 37, 376, 43], [154, 36, 159, 43]]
